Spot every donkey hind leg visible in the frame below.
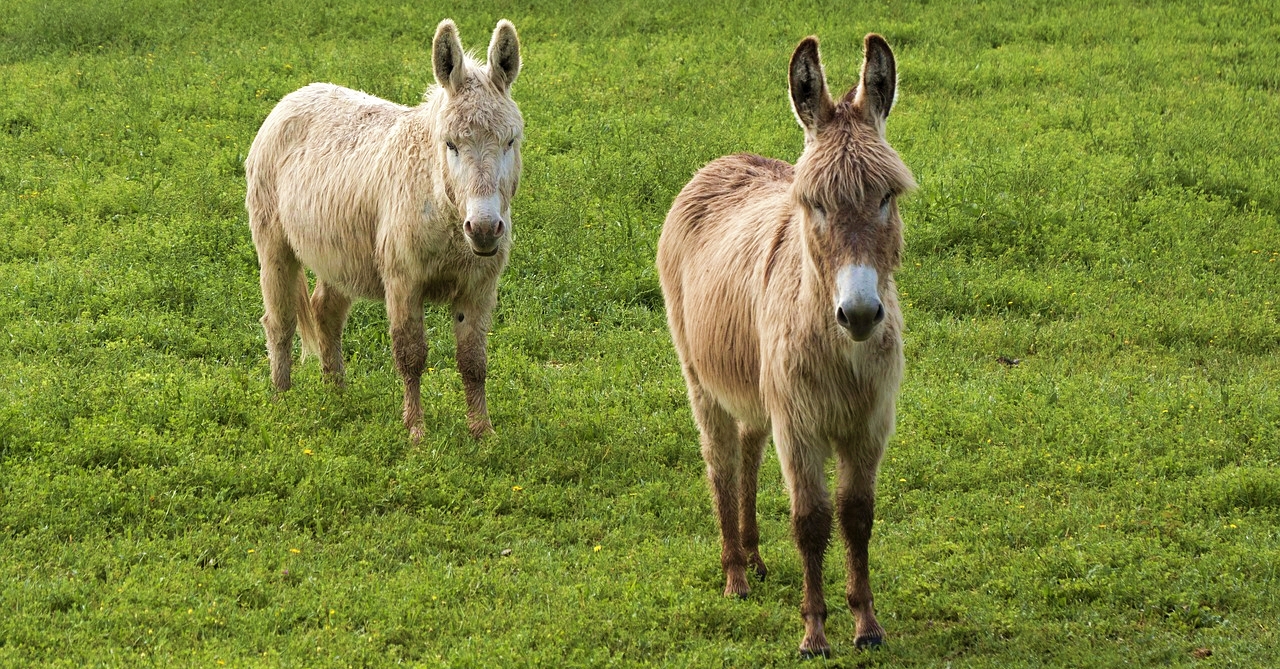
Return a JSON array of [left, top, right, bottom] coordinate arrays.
[[688, 381, 750, 598], [838, 452, 886, 649], [257, 249, 303, 392], [775, 427, 834, 658], [310, 280, 353, 385], [739, 425, 769, 580]]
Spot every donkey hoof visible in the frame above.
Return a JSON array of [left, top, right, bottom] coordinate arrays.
[[468, 420, 494, 440], [723, 572, 750, 599], [798, 644, 831, 660], [409, 424, 425, 443], [749, 554, 768, 580], [855, 633, 884, 650]]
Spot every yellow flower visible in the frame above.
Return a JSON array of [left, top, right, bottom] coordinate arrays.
[[303, 449, 313, 456], [512, 485, 523, 492], [290, 548, 301, 554], [593, 545, 602, 552]]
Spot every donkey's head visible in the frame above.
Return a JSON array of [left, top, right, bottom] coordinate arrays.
[[431, 19, 523, 257], [789, 34, 915, 342]]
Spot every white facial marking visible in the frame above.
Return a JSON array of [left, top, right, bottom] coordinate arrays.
[[466, 192, 504, 225], [836, 264, 880, 311]]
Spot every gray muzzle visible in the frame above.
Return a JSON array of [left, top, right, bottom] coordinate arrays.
[[463, 218, 505, 256]]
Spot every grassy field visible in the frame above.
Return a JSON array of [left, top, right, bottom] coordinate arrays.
[[2, 0, 1278, 666]]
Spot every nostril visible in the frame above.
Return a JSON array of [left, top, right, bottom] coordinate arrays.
[[873, 303, 885, 324], [835, 307, 849, 328], [495, 220, 505, 237], [464, 220, 473, 235]]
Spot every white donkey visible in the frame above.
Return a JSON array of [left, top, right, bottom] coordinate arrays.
[[245, 19, 522, 439]]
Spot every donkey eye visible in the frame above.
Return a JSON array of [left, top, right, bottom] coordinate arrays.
[[446, 141, 458, 153], [879, 193, 892, 213], [812, 202, 826, 217], [506, 138, 515, 150]]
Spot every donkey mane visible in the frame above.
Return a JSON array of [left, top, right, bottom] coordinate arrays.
[[426, 54, 519, 133], [794, 96, 916, 205]]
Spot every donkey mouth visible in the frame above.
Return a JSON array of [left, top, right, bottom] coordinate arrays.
[[471, 248, 500, 258]]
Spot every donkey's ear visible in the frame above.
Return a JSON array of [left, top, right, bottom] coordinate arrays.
[[856, 33, 896, 126], [789, 37, 835, 135], [488, 19, 521, 93], [433, 19, 466, 94]]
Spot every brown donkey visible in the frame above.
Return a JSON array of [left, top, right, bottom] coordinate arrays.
[[657, 34, 915, 656], [245, 20, 522, 439]]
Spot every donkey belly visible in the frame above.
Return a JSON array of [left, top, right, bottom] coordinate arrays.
[[679, 279, 770, 428], [276, 174, 386, 301]]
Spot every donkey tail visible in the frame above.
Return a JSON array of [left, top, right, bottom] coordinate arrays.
[[294, 270, 320, 362]]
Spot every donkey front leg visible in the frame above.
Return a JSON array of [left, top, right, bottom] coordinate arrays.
[[453, 292, 496, 438], [387, 283, 427, 441], [838, 455, 886, 649], [776, 427, 833, 658]]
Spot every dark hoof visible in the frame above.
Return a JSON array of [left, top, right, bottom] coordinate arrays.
[[749, 554, 768, 580], [855, 634, 884, 650], [723, 574, 750, 599], [798, 646, 832, 660], [468, 420, 495, 440]]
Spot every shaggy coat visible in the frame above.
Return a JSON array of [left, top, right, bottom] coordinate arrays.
[[245, 19, 523, 439], [657, 35, 915, 657]]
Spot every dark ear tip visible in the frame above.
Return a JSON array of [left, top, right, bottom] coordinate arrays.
[[864, 33, 893, 55], [790, 36, 822, 72]]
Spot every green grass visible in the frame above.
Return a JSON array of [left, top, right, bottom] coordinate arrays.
[[2, 0, 1278, 665]]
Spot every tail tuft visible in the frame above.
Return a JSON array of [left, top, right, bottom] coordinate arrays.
[[295, 271, 320, 361]]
